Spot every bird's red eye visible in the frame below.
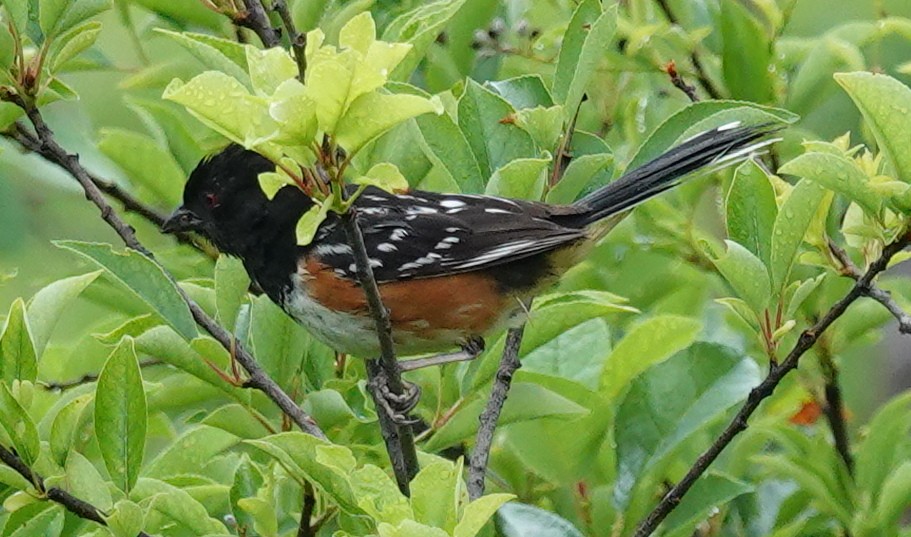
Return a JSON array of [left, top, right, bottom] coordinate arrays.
[[204, 192, 220, 208]]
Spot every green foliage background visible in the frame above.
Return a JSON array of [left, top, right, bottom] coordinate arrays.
[[1, 0, 911, 536]]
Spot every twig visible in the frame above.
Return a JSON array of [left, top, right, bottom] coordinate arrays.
[[653, 0, 723, 100], [3, 92, 326, 440], [5, 125, 162, 229], [236, 0, 280, 47], [341, 210, 419, 494], [40, 359, 163, 391], [828, 240, 911, 334], [665, 60, 699, 103], [633, 231, 911, 536], [549, 104, 581, 188], [819, 347, 854, 476], [297, 482, 316, 537], [467, 325, 525, 500], [272, 0, 307, 80], [0, 444, 153, 536]]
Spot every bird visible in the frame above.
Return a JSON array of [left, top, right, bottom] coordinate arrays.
[[163, 122, 776, 374]]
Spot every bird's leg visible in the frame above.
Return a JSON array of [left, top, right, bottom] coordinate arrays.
[[398, 337, 486, 372], [368, 367, 422, 425]]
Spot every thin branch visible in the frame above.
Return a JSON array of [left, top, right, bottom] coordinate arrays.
[[5, 125, 161, 228], [828, 240, 911, 334], [653, 0, 723, 100], [236, 0, 280, 47], [40, 359, 163, 391], [467, 325, 525, 500], [341, 210, 419, 495], [272, 0, 307, 80], [297, 482, 316, 537], [633, 231, 911, 537], [819, 348, 854, 476], [3, 92, 326, 440], [665, 60, 699, 103], [0, 444, 153, 536]]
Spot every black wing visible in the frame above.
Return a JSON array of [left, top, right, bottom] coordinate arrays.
[[308, 187, 586, 283]]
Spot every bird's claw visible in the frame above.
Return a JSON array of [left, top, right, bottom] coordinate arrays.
[[369, 368, 421, 426]]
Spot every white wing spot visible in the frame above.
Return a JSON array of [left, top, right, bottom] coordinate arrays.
[[485, 208, 512, 214], [377, 242, 397, 252], [440, 199, 466, 209], [314, 243, 353, 257], [369, 258, 383, 268], [390, 229, 409, 241]]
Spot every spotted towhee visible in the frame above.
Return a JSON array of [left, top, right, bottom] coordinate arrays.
[[163, 122, 776, 366]]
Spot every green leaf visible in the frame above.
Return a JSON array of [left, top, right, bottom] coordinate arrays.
[[454, 494, 515, 537], [95, 337, 147, 493], [415, 112, 485, 193], [769, 180, 826, 288], [97, 128, 185, 206], [378, 520, 450, 537], [0, 298, 37, 383], [230, 455, 264, 535], [780, 152, 882, 215], [425, 382, 588, 451], [49, 393, 92, 466], [134, 327, 244, 400], [496, 502, 584, 537], [726, 159, 777, 267], [1, 0, 29, 36], [0, 383, 39, 466], [552, 2, 618, 120], [39, 0, 69, 36], [27, 271, 99, 358], [484, 157, 550, 200], [245, 45, 296, 96], [51, 0, 109, 37], [124, 96, 205, 172], [350, 464, 412, 525], [106, 500, 145, 537], [296, 200, 331, 245], [214, 255, 249, 329], [626, 102, 797, 170], [720, 0, 773, 102], [410, 461, 461, 531], [835, 72, 911, 183], [545, 153, 613, 205], [354, 162, 410, 193], [600, 315, 701, 399], [145, 485, 229, 535], [55, 241, 197, 340], [382, 0, 468, 81], [514, 105, 564, 150], [337, 92, 443, 155], [707, 240, 772, 313], [873, 460, 911, 528], [662, 474, 753, 535], [47, 20, 100, 72], [145, 425, 238, 479], [163, 72, 276, 150], [6, 505, 64, 537], [487, 75, 555, 110], [268, 79, 318, 146], [246, 432, 361, 514], [155, 29, 249, 83], [62, 451, 113, 511], [613, 343, 760, 508], [458, 80, 536, 178], [855, 392, 911, 496]]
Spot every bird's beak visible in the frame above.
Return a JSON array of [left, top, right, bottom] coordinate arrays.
[[162, 207, 203, 233]]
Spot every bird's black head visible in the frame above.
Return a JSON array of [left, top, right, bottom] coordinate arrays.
[[162, 144, 311, 257]]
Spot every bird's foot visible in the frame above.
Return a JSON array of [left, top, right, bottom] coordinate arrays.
[[368, 367, 422, 425], [398, 337, 486, 372]]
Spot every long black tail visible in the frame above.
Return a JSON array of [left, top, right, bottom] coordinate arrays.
[[571, 122, 780, 226]]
